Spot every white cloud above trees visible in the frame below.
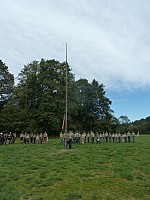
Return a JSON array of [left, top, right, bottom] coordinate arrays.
[[1, 0, 150, 90]]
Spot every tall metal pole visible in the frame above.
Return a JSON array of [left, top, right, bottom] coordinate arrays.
[[64, 43, 68, 149]]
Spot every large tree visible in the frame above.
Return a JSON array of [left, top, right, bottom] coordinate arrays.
[[0, 59, 75, 133], [0, 59, 115, 134], [0, 60, 14, 108], [72, 78, 113, 131]]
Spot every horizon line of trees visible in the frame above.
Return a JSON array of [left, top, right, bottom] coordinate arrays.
[[0, 59, 149, 135]]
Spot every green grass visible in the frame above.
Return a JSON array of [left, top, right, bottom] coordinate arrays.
[[0, 135, 150, 200]]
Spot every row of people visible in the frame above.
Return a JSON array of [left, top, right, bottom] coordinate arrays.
[[0, 132, 16, 145], [60, 131, 139, 144], [20, 132, 48, 144]]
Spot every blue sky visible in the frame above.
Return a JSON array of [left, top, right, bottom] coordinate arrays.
[[0, 0, 150, 122]]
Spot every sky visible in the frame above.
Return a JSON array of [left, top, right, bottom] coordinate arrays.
[[0, 0, 150, 122]]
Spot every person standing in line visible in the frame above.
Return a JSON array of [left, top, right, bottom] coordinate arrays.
[[115, 133, 118, 143], [112, 133, 115, 142], [73, 132, 75, 143], [26, 133, 30, 144], [3, 133, 7, 144], [122, 133, 125, 143], [81, 132, 85, 144], [99, 132, 103, 144], [87, 132, 90, 143], [7, 132, 12, 144], [36, 133, 39, 144], [69, 132, 74, 148], [102, 132, 105, 141], [132, 131, 135, 142], [118, 133, 121, 143], [43, 132, 48, 144], [91, 131, 95, 143], [83, 131, 87, 143], [20, 132, 24, 143], [109, 132, 112, 142], [24, 132, 27, 144], [30, 132, 33, 144], [105, 131, 108, 143], [39, 132, 43, 144], [0, 132, 4, 144], [124, 133, 127, 143], [96, 132, 100, 143], [76, 132, 79, 144], [12, 132, 16, 143], [74, 132, 78, 143], [127, 131, 131, 143], [60, 132, 63, 144], [33, 133, 36, 144]]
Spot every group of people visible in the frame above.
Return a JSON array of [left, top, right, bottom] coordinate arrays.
[[60, 131, 139, 145], [19, 132, 48, 144], [0, 130, 139, 146], [0, 131, 48, 145], [0, 132, 16, 145]]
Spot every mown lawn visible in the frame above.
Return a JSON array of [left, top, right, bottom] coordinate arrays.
[[0, 135, 150, 200]]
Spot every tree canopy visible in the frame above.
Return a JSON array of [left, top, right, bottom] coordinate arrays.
[[0, 59, 114, 134], [0, 60, 14, 109], [1, 58, 149, 134]]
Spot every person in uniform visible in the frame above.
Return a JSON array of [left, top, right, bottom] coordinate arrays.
[[109, 132, 112, 142], [20, 132, 24, 143], [105, 131, 108, 143], [87, 132, 90, 143], [122, 133, 125, 143], [26, 133, 30, 144], [124, 133, 127, 143], [60, 132, 63, 144], [96, 132, 100, 143], [115, 133, 118, 143], [0, 132, 3, 144], [83, 131, 86, 143], [91, 131, 95, 143], [65, 132, 69, 148], [43, 132, 48, 144], [7, 132, 12, 144], [78, 132, 81, 144], [81, 132, 85, 144], [132, 131, 135, 142], [112, 133, 115, 142], [99, 132, 103, 144], [23, 132, 27, 144], [36, 133, 39, 144], [69, 132, 74, 148], [39, 132, 43, 144], [30, 132, 33, 144], [127, 131, 131, 142], [33, 133, 36, 144], [76, 132, 79, 143], [118, 133, 121, 143], [12, 132, 16, 144], [102, 132, 105, 141], [3, 133, 7, 144]]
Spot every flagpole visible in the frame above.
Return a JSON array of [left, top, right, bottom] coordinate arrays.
[[64, 43, 68, 149]]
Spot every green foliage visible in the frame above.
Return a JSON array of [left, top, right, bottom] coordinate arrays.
[[132, 116, 150, 134], [72, 78, 113, 131], [0, 60, 14, 109], [0, 59, 75, 133], [0, 59, 114, 134]]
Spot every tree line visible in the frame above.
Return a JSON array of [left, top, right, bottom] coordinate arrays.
[[0, 59, 149, 135]]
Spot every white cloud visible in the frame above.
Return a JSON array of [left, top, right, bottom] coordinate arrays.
[[1, 0, 150, 90]]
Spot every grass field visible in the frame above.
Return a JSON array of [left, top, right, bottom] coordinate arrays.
[[0, 135, 150, 200]]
